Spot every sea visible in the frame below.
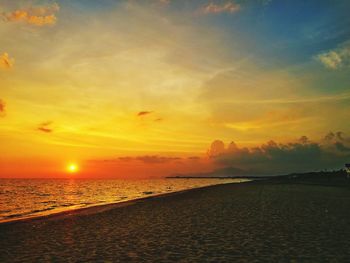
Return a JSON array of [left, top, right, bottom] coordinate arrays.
[[0, 178, 247, 223]]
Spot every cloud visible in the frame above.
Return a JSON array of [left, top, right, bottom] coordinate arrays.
[[37, 121, 53, 133], [324, 132, 335, 141], [0, 99, 5, 116], [324, 131, 350, 143], [135, 155, 182, 164], [120, 155, 182, 164], [2, 3, 59, 26], [325, 131, 350, 153], [206, 132, 350, 175], [198, 1, 241, 15], [0, 53, 14, 69], [316, 43, 350, 70], [207, 140, 225, 157], [187, 156, 201, 160], [103, 155, 201, 165], [93, 155, 182, 164], [137, 111, 153, 116], [335, 142, 350, 152], [317, 51, 342, 69]]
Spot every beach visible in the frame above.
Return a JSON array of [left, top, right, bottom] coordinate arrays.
[[1, 178, 350, 262]]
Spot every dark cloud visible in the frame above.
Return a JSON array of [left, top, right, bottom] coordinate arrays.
[[137, 111, 153, 116], [134, 156, 182, 164], [187, 156, 201, 161], [0, 99, 5, 115], [335, 142, 350, 152], [90, 132, 350, 177], [207, 132, 350, 175], [37, 121, 53, 133], [324, 132, 335, 141], [117, 157, 133, 162], [92, 155, 183, 164], [324, 131, 350, 143], [298, 135, 309, 144], [335, 131, 350, 142], [207, 140, 225, 157]]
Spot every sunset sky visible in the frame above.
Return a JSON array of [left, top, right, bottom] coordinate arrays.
[[1, 0, 350, 178]]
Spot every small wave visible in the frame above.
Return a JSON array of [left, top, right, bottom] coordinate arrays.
[[80, 202, 95, 206], [61, 204, 75, 207], [115, 196, 128, 202], [36, 193, 51, 197], [3, 211, 35, 219], [40, 201, 56, 204], [3, 207, 56, 219], [31, 207, 55, 213], [142, 191, 154, 195]]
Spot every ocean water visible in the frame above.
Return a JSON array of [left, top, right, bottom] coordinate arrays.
[[0, 178, 246, 223]]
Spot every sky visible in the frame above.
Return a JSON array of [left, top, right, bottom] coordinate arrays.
[[0, 0, 350, 178]]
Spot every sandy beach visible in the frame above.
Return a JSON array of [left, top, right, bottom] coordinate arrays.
[[1, 178, 350, 262]]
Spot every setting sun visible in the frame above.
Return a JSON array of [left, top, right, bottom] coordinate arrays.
[[67, 163, 79, 174]]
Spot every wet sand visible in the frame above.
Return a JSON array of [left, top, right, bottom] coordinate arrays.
[[1, 179, 350, 262]]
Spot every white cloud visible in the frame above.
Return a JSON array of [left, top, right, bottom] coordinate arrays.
[[316, 43, 350, 70]]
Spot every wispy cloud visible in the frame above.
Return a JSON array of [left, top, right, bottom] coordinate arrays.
[[216, 92, 350, 105], [198, 1, 241, 15], [316, 43, 350, 70], [2, 3, 59, 26], [37, 121, 53, 133], [0, 53, 14, 69], [137, 111, 153, 116]]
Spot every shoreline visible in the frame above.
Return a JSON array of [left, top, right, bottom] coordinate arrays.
[[0, 179, 251, 226], [2, 170, 347, 226]]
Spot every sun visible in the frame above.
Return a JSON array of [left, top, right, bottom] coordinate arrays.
[[67, 163, 79, 174]]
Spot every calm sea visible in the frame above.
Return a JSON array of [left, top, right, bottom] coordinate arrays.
[[0, 178, 247, 223]]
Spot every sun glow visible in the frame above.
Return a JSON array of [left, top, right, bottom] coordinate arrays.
[[67, 163, 79, 174]]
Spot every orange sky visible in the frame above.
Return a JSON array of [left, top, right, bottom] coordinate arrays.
[[1, 1, 349, 178]]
